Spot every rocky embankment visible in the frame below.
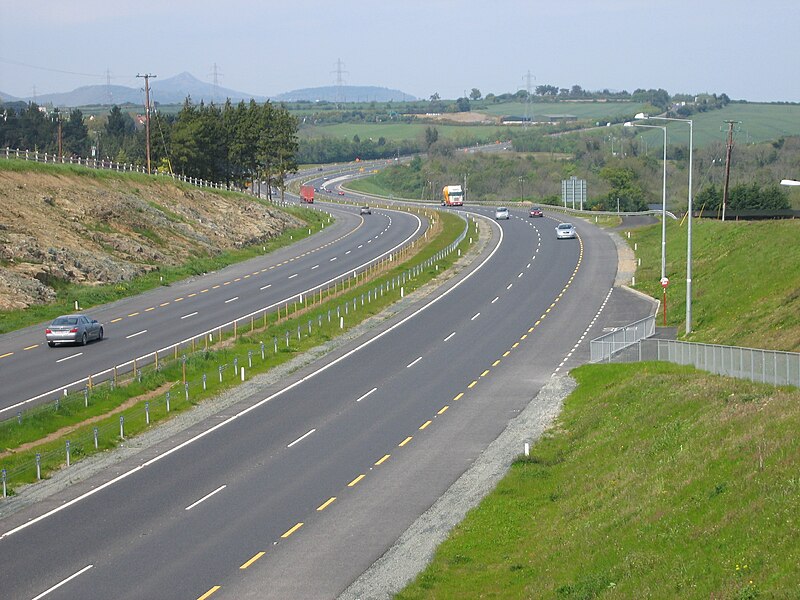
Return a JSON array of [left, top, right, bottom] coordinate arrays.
[[0, 167, 301, 311]]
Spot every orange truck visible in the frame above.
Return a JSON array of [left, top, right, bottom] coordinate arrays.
[[300, 185, 315, 203], [442, 185, 464, 206]]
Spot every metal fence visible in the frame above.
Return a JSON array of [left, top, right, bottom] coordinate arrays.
[[589, 315, 656, 363], [638, 339, 800, 388]]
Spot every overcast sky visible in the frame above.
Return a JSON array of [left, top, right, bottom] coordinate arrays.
[[2, 0, 798, 102]]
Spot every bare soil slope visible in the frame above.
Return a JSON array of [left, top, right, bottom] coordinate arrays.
[[0, 167, 301, 310]]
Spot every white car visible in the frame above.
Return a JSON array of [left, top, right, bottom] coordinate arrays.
[[495, 207, 510, 220], [555, 223, 577, 239]]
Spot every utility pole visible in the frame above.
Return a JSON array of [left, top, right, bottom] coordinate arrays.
[[137, 73, 157, 174], [721, 120, 740, 221], [57, 114, 63, 160]]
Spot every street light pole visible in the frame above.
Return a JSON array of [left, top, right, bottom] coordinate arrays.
[[626, 122, 667, 280], [636, 113, 693, 334], [519, 176, 525, 203]]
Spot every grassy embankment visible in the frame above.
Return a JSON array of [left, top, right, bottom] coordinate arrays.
[[0, 209, 476, 493], [398, 218, 800, 598], [0, 160, 327, 334]]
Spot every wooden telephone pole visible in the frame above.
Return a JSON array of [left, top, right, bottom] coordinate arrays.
[[721, 120, 740, 221], [136, 73, 157, 174]]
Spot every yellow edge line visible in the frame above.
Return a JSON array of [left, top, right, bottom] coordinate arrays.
[[375, 454, 391, 466], [281, 522, 304, 538], [399, 436, 413, 447], [197, 586, 221, 600], [239, 551, 266, 569], [467, 380, 477, 389], [317, 497, 337, 511], [348, 474, 365, 487], [419, 420, 432, 430], [110, 317, 123, 323], [0, 352, 13, 359], [24, 345, 38, 351], [437, 405, 449, 415], [453, 392, 464, 401]]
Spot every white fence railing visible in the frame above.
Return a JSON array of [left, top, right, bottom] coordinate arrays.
[[3, 146, 234, 190]]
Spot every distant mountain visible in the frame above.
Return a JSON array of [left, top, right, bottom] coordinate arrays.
[[149, 72, 267, 105], [0, 90, 20, 103], [8, 72, 266, 108], [274, 85, 416, 103]]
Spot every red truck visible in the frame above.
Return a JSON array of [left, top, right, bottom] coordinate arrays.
[[300, 185, 314, 204]]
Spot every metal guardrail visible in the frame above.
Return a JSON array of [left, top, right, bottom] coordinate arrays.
[[590, 315, 656, 363]]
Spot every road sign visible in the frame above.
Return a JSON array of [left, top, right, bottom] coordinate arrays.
[[660, 277, 669, 288]]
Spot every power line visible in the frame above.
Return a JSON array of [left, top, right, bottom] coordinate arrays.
[[0, 56, 115, 80]]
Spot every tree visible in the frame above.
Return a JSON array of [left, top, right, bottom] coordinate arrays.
[[424, 126, 439, 149], [455, 97, 471, 112], [429, 92, 440, 101], [62, 109, 90, 156], [469, 88, 481, 101], [597, 165, 647, 211]]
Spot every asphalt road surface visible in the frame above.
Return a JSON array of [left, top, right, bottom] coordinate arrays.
[[0, 196, 632, 599]]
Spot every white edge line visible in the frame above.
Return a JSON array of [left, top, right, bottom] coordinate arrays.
[[125, 330, 147, 339], [356, 387, 378, 402], [224, 297, 239, 304], [31, 564, 94, 600], [180, 312, 198, 320], [288, 273, 299, 279], [55, 352, 83, 364], [185, 484, 227, 511], [287, 428, 317, 448], [471, 312, 481, 321], [406, 356, 423, 368], [260, 284, 272, 290], [443, 332, 456, 342], [0, 213, 501, 541], [491, 297, 499, 304]]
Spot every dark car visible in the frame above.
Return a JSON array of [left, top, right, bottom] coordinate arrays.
[[45, 314, 104, 347], [360, 206, 371, 215], [529, 207, 543, 217]]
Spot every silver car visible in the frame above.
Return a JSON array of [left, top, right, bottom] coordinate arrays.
[[495, 206, 510, 220], [45, 314, 104, 347], [555, 222, 577, 239]]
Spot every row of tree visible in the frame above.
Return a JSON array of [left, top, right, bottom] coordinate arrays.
[[0, 100, 300, 194]]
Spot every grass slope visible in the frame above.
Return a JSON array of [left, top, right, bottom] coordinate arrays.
[[399, 362, 800, 599], [627, 218, 800, 350]]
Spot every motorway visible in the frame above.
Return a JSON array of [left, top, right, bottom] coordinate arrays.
[[0, 178, 630, 598], [0, 198, 425, 416]]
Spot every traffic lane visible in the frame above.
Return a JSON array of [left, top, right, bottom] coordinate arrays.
[[0, 215, 508, 598], [1, 212, 592, 600], [0, 206, 423, 413], [207, 218, 610, 598]]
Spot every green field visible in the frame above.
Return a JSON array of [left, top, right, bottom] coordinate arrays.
[[479, 100, 653, 120], [399, 362, 800, 599], [298, 122, 511, 144]]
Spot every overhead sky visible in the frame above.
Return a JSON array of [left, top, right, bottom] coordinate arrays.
[[1, 0, 798, 102]]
